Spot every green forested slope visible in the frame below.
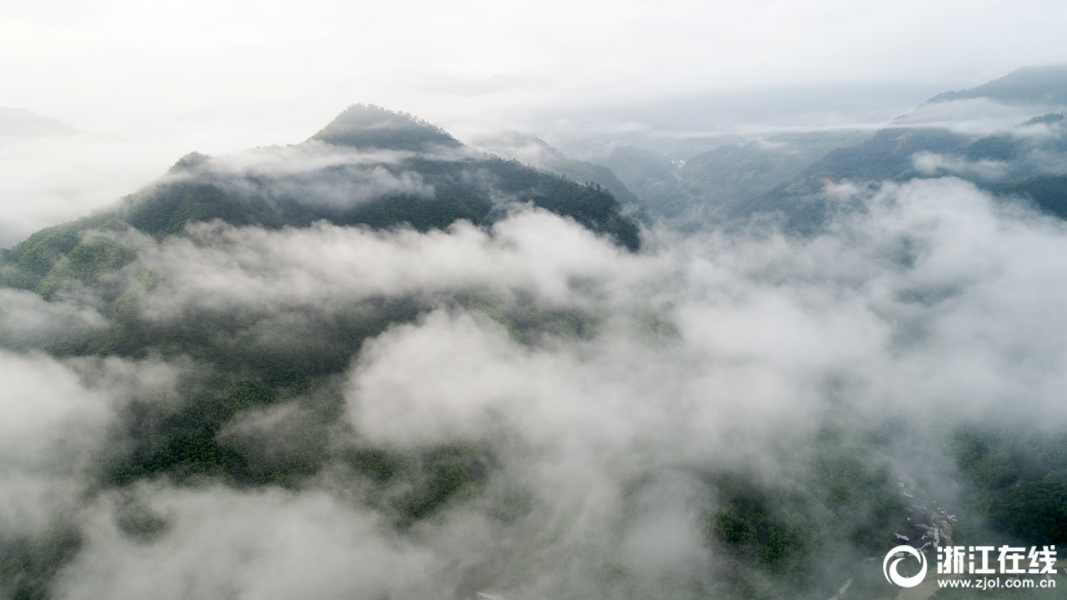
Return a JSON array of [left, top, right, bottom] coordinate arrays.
[[0, 105, 640, 299]]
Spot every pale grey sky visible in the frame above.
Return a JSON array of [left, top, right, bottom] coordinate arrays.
[[2, 0, 1066, 139]]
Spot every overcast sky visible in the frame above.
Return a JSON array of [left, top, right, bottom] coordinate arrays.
[[3, 0, 1067, 139], [1, 0, 1066, 245]]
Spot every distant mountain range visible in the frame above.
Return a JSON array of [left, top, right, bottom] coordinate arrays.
[[8, 64, 1067, 266], [0, 107, 79, 137], [927, 64, 1067, 106], [464, 130, 643, 211], [588, 65, 1067, 230]]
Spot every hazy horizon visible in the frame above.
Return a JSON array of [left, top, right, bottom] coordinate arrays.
[[0, 71, 1049, 248], [3, 0, 1067, 244]]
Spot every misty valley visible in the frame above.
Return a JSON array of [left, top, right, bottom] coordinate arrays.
[[4, 67, 1067, 600]]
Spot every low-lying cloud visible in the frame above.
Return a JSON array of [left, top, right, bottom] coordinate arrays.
[[3, 176, 1067, 597]]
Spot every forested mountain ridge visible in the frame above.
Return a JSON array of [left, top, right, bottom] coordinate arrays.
[[0, 105, 641, 298], [593, 66, 1067, 231], [464, 130, 644, 212], [672, 130, 874, 221], [753, 114, 1067, 230], [310, 104, 464, 151], [926, 64, 1067, 106], [0, 109, 645, 584]]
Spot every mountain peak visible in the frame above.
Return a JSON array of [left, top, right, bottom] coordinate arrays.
[[309, 104, 462, 151], [926, 64, 1067, 106], [0, 107, 79, 137]]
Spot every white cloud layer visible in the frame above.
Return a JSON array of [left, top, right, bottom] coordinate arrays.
[[4, 176, 1067, 595]]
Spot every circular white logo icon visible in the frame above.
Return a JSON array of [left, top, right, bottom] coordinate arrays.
[[883, 545, 927, 588]]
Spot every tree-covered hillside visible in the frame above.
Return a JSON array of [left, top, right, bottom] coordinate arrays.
[[310, 104, 464, 151], [0, 105, 647, 599], [0, 105, 641, 299], [675, 113, 1067, 231]]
